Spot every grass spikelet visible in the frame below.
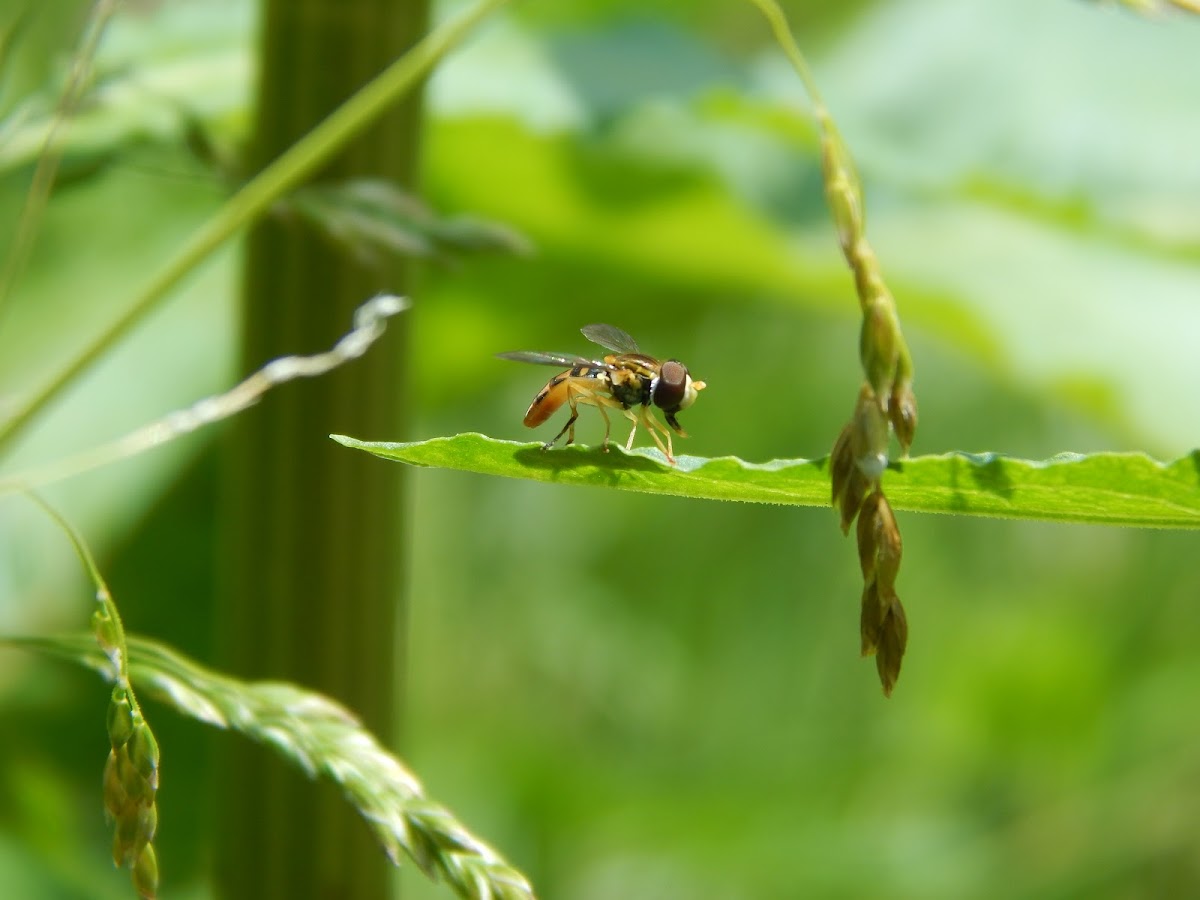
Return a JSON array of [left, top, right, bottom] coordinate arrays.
[[19, 633, 536, 900], [26, 495, 161, 897], [746, 0, 917, 695]]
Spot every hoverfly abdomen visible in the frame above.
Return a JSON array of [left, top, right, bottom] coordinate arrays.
[[523, 364, 608, 427]]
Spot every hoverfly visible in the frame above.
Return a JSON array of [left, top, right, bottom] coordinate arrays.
[[497, 323, 706, 464]]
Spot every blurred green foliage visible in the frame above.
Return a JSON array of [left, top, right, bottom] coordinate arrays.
[[0, 0, 1198, 898]]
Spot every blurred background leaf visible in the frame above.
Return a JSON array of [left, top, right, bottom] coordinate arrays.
[[280, 178, 531, 266], [1, 0, 1198, 898]]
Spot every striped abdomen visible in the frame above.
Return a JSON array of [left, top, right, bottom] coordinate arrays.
[[523, 365, 609, 427]]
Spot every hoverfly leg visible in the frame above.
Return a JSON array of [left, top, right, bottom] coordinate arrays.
[[622, 409, 639, 451], [641, 409, 676, 465], [545, 406, 578, 451], [596, 402, 613, 452]]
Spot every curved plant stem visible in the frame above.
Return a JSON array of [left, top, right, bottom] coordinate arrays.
[[0, 0, 120, 325], [0, 294, 408, 495], [24, 492, 137, 698], [0, 0, 512, 458], [743, 0, 823, 104]]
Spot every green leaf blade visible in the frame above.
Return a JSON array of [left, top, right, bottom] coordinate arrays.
[[332, 432, 833, 506], [332, 434, 1200, 529], [886, 451, 1200, 527]]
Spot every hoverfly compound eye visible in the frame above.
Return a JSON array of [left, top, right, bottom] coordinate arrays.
[[652, 360, 690, 411]]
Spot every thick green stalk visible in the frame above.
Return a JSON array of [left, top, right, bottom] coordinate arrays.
[[215, 1, 427, 898]]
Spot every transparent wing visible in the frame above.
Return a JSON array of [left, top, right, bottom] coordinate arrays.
[[496, 350, 615, 370], [581, 323, 639, 354]]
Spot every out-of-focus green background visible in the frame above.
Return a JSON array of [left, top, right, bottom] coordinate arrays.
[[1, 0, 1198, 897]]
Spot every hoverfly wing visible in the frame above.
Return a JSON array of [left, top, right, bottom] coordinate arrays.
[[496, 350, 615, 370], [581, 323, 640, 355]]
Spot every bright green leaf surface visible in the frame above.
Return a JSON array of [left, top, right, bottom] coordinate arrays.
[[334, 433, 1200, 529]]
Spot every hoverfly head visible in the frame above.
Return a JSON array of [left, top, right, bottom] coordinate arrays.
[[652, 360, 705, 434]]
